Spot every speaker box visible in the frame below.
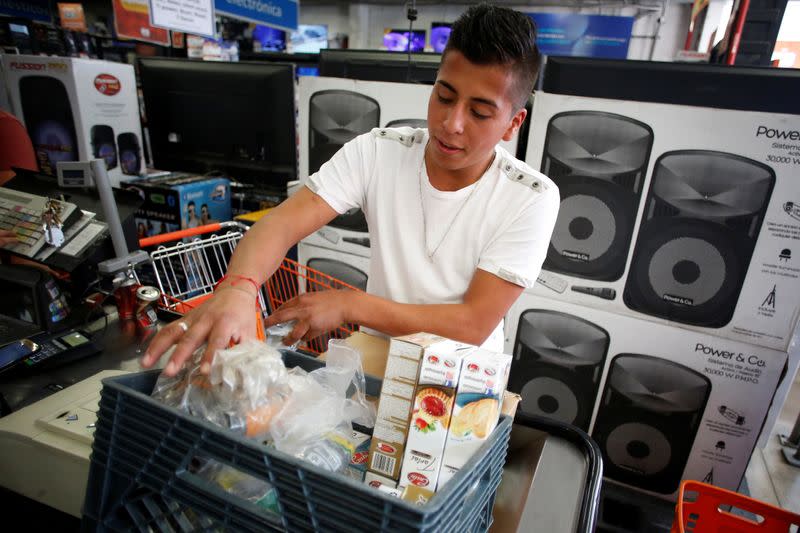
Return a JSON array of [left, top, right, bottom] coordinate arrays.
[[309, 90, 379, 233], [592, 354, 711, 494], [117, 132, 142, 176], [19, 76, 79, 175], [309, 89, 380, 175], [385, 118, 427, 128], [541, 111, 653, 281], [307, 257, 368, 291], [624, 150, 775, 327], [91, 125, 117, 170], [508, 309, 609, 430]]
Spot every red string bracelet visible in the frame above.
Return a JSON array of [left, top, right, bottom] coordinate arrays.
[[214, 274, 260, 293]]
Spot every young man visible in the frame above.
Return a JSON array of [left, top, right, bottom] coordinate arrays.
[[143, 3, 559, 376]]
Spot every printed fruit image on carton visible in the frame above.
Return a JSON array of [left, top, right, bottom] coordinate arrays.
[[412, 387, 454, 433]]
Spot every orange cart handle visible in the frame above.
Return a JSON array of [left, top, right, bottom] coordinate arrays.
[[139, 221, 248, 248]]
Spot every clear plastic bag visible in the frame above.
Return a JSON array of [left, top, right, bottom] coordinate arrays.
[[151, 340, 290, 438], [151, 338, 376, 475], [269, 340, 376, 473]]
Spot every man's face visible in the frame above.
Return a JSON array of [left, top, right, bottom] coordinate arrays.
[[426, 50, 526, 180], [188, 204, 195, 217], [201, 206, 209, 218]]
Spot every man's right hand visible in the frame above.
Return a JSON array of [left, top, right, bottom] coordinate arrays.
[[140, 285, 259, 376]]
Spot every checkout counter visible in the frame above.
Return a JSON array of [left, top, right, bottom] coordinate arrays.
[[0, 308, 603, 532]]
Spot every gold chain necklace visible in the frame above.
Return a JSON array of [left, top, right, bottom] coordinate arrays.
[[418, 146, 496, 261]]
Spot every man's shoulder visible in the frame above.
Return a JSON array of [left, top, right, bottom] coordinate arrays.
[[370, 127, 426, 148], [495, 147, 558, 199]]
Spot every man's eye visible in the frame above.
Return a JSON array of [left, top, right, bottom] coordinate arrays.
[[437, 94, 453, 103], [472, 110, 490, 119]]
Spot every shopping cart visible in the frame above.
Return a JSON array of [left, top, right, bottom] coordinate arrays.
[[137, 221, 361, 353]]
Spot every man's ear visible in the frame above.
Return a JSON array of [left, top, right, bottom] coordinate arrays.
[[502, 107, 527, 142]]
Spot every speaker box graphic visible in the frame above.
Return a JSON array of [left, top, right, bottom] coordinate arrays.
[[508, 309, 609, 430], [540, 111, 653, 281], [592, 354, 711, 494], [308, 89, 380, 175], [624, 150, 775, 328], [117, 133, 142, 176], [91, 125, 117, 170], [19, 76, 79, 175]]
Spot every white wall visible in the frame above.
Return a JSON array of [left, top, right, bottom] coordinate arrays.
[[298, 1, 694, 62]]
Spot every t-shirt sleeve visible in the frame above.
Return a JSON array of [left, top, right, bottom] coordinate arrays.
[[304, 132, 376, 214], [477, 185, 560, 289]]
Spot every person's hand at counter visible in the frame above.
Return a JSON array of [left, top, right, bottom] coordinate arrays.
[[140, 282, 259, 376], [0, 229, 19, 247]]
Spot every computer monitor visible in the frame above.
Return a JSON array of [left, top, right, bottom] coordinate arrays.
[[291, 24, 328, 53], [383, 28, 426, 52], [430, 22, 452, 54], [252, 25, 286, 52], [319, 49, 441, 84], [541, 56, 800, 114], [138, 57, 297, 184], [237, 50, 320, 77]]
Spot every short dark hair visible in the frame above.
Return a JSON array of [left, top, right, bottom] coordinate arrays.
[[443, 3, 540, 110]]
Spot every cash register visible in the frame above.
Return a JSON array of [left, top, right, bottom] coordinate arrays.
[[0, 161, 149, 518]]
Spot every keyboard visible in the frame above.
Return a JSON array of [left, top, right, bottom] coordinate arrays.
[[0, 189, 79, 258]]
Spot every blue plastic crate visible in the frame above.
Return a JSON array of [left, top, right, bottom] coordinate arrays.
[[82, 350, 512, 532]]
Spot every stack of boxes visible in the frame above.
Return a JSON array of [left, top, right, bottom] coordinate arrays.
[[365, 333, 511, 497]]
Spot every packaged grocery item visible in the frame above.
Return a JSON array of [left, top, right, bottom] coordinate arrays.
[[398, 348, 472, 490], [366, 333, 471, 484], [438, 349, 511, 488]]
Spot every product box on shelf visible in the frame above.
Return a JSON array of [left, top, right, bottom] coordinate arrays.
[[504, 292, 788, 501], [366, 333, 471, 486], [525, 91, 800, 352], [438, 349, 512, 489], [122, 172, 231, 238], [398, 347, 472, 491], [1, 54, 144, 186]]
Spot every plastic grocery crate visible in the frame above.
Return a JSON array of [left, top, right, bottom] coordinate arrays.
[[82, 350, 512, 532]]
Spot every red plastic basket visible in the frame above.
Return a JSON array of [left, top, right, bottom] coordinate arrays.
[[671, 480, 800, 532], [139, 222, 361, 354]]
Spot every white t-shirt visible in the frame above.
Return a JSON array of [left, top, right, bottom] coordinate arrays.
[[306, 127, 560, 351]]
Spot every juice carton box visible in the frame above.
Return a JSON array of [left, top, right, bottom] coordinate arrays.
[[398, 347, 473, 490], [438, 349, 511, 489], [366, 333, 471, 484]]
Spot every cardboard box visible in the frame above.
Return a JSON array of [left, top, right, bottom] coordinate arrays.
[[398, 348, 472, 490], [122, 173, 231, 238], [366, 333, 470, 484], [1, 55, 144, 186], [525, 91, 800, 352], [438, 349, 511, 489], [320, 331, 390, 379], [504, 292, 788, 501]]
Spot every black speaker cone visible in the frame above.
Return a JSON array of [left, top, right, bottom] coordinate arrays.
[[592, 353, 711, 494], [510, 309, 609, 430], [540, 111, 653, 281]]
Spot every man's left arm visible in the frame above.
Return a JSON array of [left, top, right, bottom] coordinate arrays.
[[268, 186, 560, 347], [268, 270, 523, 347]]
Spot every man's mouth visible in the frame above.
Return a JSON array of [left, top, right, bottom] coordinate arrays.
[[434, 137, 463, 154]]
